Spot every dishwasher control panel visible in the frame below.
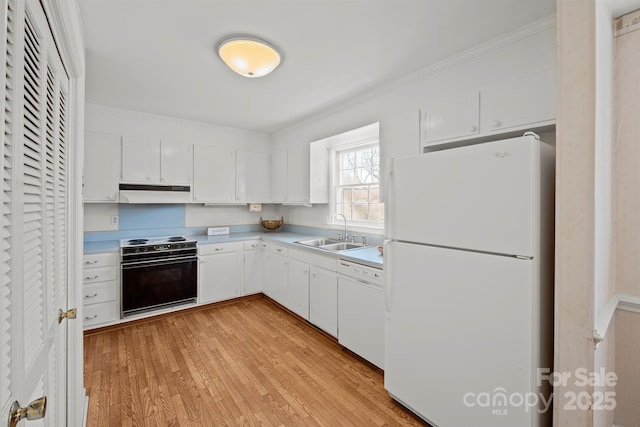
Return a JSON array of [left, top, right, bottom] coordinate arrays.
[[338, 260, 384, 286]]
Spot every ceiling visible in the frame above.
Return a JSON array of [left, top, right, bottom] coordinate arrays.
[[79, 0, 556, 134], [611, 0, 640, 17]]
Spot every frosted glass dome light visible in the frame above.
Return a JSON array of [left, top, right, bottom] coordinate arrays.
[[217, 36, 282, 78]]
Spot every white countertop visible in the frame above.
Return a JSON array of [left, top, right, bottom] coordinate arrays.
[[84, 231, 383, 269]]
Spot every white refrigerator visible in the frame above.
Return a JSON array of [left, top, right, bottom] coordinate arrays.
[[384, 134, 555, 427]]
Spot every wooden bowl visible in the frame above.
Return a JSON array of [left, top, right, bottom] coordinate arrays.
[[260, 216, 284, 232]]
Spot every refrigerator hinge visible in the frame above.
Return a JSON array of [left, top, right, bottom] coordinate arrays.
[[514, 255, 533, 260]]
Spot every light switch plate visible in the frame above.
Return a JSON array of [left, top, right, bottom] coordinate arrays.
[[207, 226, 229, 236]]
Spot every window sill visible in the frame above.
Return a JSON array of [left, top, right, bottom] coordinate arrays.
[[326, 222, 384, 235]]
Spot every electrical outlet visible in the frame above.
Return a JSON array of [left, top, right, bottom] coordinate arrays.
[[111, 215, 119, 225], [288, 214, 292, 222]]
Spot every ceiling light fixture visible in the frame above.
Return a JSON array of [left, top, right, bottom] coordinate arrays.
[[217, 36, 282, 78]]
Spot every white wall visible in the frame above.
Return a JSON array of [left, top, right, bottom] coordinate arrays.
[[84, 104, 273, 231], [273, 19, 556, 233], [613, 7, 640, 426]]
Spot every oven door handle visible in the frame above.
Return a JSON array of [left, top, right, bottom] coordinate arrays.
[[122, 256, 198, 269]]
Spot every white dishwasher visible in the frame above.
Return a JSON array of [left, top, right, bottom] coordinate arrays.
[[338, 259, 385, 369]]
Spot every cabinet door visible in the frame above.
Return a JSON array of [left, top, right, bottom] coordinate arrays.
[[84, 131, 121, 202], [288, 258, 310, 319], [193, 146, 236, 203], [121, 136, 160, 182], [268, 253, 288, 305], [244, 249, 263, 295], [271, 149, 287, 202], [309, 266, 338, 336], [237, 151, 271, 202], [160, 141, 191, 184], [480, 69, 556, 134], [423, 91, 480, 143], [199, 251, 242, 303], [287, 144, 310, 203]]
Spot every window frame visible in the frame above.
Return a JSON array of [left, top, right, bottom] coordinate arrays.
[[329, 137, 383, 230]]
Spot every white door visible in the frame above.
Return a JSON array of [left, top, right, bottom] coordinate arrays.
[[1, 0, 75, 425], [287, 258, 309, 319], [384, 241, 535, 427], [192, 146, 235, 203], [121, 137, 160, 183], [309, 266, 337, 337], [83, 132, 120, 202], [160, 140, 190, 185], [388, 135, 537, 256]]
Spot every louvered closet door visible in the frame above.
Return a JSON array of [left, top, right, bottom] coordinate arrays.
[[0, 0, 71, 425]]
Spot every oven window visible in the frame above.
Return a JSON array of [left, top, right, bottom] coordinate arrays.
[[122, 258, 197, 316]]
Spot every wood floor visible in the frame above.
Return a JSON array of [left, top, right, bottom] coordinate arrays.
[[84, 296, 426, 426]]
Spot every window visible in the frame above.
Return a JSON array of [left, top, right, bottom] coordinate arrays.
[[333, 142, 383, 227]]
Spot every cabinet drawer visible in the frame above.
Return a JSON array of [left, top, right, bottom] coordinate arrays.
[[244, 240, 263, 251], [83, 252, 118, 268], [83, 266, 117, 284], [199, 241, 244, 256], [307, 252, 337, 272], [83, 281, 117, 306], [83, 302, 119, 328], [271, 244, 288, 256]]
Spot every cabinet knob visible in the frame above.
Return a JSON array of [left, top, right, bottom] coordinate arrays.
[[490, 120, 501, 128], [468, 125, 477, 132], [147, 176, 153, 181], [106, 194, 114, 200]]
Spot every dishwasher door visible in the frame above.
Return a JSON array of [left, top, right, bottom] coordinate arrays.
[[338, 275, 385, 369]]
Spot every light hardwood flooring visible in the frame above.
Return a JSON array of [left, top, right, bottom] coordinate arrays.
[[84, 296, 426, 426]]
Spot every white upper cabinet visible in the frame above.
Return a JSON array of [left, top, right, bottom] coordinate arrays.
[[193, 146, 236, 203], [121, 137, 191, 185], [160, 140, 192, 184], [287, 143, 310, 203], [236, 151, 271, 203], [121, 136, 160, 183], [84, 131, 121, 202], [480, 68, 556, 134], [423, 91, 480, 143], [421, 68, 556, 148], [270, 144, 328, 205], [271, 149, 287, 203]]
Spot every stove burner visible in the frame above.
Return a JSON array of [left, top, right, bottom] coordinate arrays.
[[167, 236, 186, 242], [127, 239, 149, 245]]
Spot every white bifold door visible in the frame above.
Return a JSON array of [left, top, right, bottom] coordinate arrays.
[[384, 241, 540, 427], [1, 0, 73, 425]]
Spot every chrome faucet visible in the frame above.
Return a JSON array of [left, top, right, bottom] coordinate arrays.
[[332, 213, 348, 241]]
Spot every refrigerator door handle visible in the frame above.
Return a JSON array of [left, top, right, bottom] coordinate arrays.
[[383, 239, 393, 312], [384, 158, 394, 238]]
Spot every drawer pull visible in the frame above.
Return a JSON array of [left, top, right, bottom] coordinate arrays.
[[84, 260, 99, 265], [251, 244, 259, 248], [215, 248, 224, 251], [84, 275, 99, 280], [84, 314, 98, 320], [84, 293, 98, 299]]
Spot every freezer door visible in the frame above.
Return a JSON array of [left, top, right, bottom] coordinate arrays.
[[388, 136, 537, 257], [385, 241, 543, 427]]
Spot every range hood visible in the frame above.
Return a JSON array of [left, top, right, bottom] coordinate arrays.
[[119, 183, 191, 204]]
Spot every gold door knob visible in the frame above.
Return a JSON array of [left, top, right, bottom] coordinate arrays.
[[58, 307, 77, 324], [8, 397, 46, 427]]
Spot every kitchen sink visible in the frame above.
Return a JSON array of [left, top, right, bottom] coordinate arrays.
[[295, 238, 342, 247], [319, 242, 366, 251]]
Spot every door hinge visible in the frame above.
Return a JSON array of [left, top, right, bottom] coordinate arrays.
[[8, 397, 46, 427], [58, 307, 77, 324]]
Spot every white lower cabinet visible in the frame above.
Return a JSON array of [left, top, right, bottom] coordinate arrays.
[[268, 244, 289, 305], [244, 240, 265, 295], [199, 242, 244, 303], [288, 257, 310, 319], [309, 265, 338, 337], [83, 252, 119, 329]]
